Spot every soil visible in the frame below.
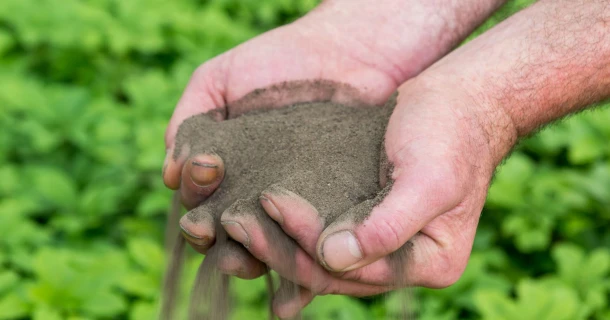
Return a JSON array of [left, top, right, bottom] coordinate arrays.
[[161, 83, 413, 320]]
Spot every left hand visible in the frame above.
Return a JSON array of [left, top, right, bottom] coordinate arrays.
[[215, 0, 610, 316], [224, 74, 515, 313]]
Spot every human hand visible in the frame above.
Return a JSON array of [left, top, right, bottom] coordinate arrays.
[[221, 76, 513, 313], [226, 0, 610, 315]]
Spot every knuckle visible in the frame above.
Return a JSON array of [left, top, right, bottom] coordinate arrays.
[[284, 219, 314, 245], [314, 278, 335, 296], [366, 215, 406, 256], [421, 250, 467, 288], [290, 231, 309, 247], [334, 268, 365, 283]]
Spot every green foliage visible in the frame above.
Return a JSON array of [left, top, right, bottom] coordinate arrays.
[[472, 243, 610, 320], [0, 0, 608, 319]]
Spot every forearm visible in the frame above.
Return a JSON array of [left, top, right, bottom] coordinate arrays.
[[302, 0, 507, 82], [421, 0, 610, 162]]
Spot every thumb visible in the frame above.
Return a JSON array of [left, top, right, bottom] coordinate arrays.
[[316, 165, 462, 272]]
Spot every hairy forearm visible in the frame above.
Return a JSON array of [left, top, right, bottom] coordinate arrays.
[[303, 0, 506, 82], [422, 0, 610, 162]]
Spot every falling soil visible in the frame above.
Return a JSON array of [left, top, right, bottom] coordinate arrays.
[[161, 83, 413, 319]]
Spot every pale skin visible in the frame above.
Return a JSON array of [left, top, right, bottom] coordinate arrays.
[[163, 0, 610, 317]]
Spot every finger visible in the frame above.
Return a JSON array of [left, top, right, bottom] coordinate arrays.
[[179, 204, 216, 254], [215, 240, 267, 280], [259, 187, 323, 256], [180, 153, 225, 209], [219, 198, 319, 287], [221, 199, 392, 295], [317, 164, 464, 272], [260, 185, 411, 287], [163, 143, 190, 190], [337, 221, 474, 288], [164, 62, 227, 189]]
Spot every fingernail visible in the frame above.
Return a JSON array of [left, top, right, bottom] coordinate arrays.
[[321, 231, 362, 271], [179, 223, 209, 246], [221, 221, 250, 248], [190, 161, 218, 187], [260, 196, 283, 224]]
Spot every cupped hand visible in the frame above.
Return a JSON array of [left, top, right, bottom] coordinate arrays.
[[224, 75, 515, 316]]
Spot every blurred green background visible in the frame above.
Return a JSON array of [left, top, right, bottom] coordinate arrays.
[[0, 0, 608, 319]]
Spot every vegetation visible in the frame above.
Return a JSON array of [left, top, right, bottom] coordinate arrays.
[[0, 0, 608, 319]]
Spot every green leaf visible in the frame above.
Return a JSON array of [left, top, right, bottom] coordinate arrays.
[[136, 189, 172, 217], [0, 271, 20, 295], [0, 292, 29, 319], [119, 272, 159, 299], [32, 305, 62, 320], [475, 279, 585, 320], [27, 166, 77, 210], [81, 291, 126, 317], [0, 165, 19, 196], [488, 153, 535, 208], [29, 247, 129, 317], [474, 289, 517, 320], [502, 211, 553, 252], [553, 244, 586, 283], [127, 237, 165, 273], [129, 301, 158, 320], [585, 249, 610, 281], [0, 31, 14, 55]]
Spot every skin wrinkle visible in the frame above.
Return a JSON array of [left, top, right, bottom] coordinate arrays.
[[223, 50, 239, 120], [441, 97, 491, 178], [304, 1, 411, 82], [340, 31, 406, 86], [192, 63, 225, 114], [202, 65, 228, 115], [303, 17, 407, 85]]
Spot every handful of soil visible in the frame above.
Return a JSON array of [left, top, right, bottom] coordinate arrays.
[[161, 91, 413, 319]]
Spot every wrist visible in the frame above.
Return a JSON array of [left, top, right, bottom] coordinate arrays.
[[401, 74, 518, 170], [422, 0, 610, 140], [300, 0, 506, 83]]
